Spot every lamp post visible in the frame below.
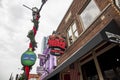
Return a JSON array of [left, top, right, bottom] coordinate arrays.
[[20, 0, 48, 80]]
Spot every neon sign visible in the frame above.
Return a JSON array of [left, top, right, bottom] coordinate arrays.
[[48, 32, 66, 56]]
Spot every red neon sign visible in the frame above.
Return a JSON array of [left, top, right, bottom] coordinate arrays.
[[48, 35, 66, 56], [48, 38, 65, 50]]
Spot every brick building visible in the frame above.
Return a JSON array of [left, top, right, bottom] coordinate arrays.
[[43, 0, 120, 80]]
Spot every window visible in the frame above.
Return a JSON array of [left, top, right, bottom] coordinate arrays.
[[67, 22, 79, 46], [80, 0, 100, 29], [81, 60, 99, 80], [97, 46, 120, 80], [114, 0, 120, 10]]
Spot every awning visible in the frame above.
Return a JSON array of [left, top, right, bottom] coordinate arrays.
[[43, 20, 120, 80]]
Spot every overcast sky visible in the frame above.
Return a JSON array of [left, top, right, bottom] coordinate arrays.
[[0, 0, 73, 79]]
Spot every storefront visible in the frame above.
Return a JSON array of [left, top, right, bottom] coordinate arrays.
[[79, 20, 120, 80], [80, 43, 120, 80], [43, 20, 120, 80]]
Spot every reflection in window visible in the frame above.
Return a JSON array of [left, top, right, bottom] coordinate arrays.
[[97, 45, 120, 80], [80, 0, 100, 29], [81, 60, 99, 80], [114, 0, 120, 9], [72, 23, 79, 38], [67, 22, 78, 46]]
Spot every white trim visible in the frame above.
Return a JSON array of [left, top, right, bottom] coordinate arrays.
[[65, 11, 72, 23]]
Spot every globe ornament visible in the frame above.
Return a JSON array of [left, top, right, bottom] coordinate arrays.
[[21, 49, 37, 66]]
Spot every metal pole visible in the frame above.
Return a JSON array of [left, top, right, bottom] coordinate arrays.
[[38, 0, 47, 13], [23, 4, 32, 11]]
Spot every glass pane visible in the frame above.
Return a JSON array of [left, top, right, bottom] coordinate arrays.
[[115, 0, 120, 9], [80, 0, 100, 29], [97, 45, 120, 80], [69, 36, 73, 45], [68, 28, 72, 37], [81, 60, 99, 80], [67, 28, 73, 45], [72, 23, 77, 32], [74, 31, 79, 39]]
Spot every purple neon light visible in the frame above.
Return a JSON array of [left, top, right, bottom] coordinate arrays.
[[43, 47, 50, 54], [38, 46, 57, 78]]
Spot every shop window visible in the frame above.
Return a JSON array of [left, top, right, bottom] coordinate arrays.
[[97, 45, 120, 80], [81, 60, 99, 80], [67, 22, 79, 46], [80, 0, 100, 30], [48, 73, 60, 80]]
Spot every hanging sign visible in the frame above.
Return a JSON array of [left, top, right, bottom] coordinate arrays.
[[48, 38, 66, 50], [100, 20, 120, 44], [48, 33, 66, 56], [105, 31, 120, 43], [39, 54, 49, 66]]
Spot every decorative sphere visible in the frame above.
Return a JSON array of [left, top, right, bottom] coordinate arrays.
[[21, 50, 37, 66]]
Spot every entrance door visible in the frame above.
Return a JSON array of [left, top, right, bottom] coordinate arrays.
[[64, 73, 71, 80]]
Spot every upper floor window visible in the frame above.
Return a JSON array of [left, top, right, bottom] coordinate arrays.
[[114, 0, 120, 10], [67, 22, 79, 46], [80, 0, 100, 30]]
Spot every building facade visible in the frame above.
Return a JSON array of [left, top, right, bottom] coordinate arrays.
[[43, 0, 120, 80]]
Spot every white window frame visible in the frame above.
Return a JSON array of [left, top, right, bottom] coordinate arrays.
[[67, 22, 78, 46]]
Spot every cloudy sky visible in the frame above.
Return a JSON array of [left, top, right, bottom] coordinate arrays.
[[0, 0, 73, 79]]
